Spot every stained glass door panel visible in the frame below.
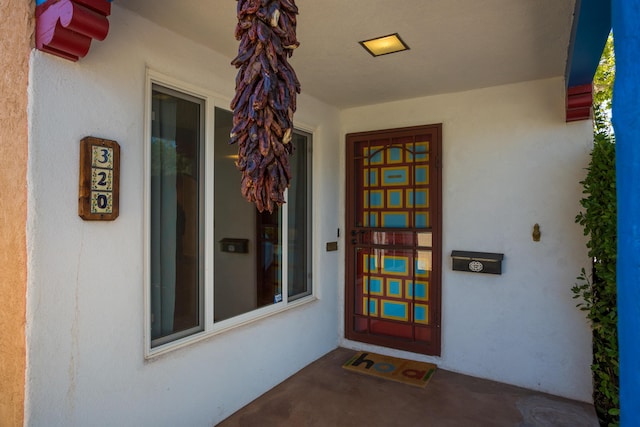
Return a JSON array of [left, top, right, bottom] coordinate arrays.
[[346, 126, 441, 355]]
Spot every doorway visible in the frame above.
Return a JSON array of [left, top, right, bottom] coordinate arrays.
[[345, 125, 442, 355]]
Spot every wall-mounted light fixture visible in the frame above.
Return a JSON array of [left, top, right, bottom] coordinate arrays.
[[359, 33, 410, 57]]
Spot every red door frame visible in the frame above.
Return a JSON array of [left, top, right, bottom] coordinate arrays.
[[345, 124, 442, 355]]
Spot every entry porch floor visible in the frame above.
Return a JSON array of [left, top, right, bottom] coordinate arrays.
[[217, 347, 598, 427]]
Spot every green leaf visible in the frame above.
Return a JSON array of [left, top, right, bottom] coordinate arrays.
[[572, 31, 618, 427]]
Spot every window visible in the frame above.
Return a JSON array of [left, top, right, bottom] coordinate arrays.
[[213, 109, 312, 321], [146, 74, 313, 353], [150, 84, 204, 347], [287, 131, 312, 301]]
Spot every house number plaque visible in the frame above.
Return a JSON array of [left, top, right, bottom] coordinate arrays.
[[78, 137, 120, 221]]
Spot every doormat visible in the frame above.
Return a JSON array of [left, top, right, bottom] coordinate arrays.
[[342, 351, 437, 388]]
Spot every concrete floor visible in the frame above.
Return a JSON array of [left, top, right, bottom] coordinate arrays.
[[217, 348, 598, 427]]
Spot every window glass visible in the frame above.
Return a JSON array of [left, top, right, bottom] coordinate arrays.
[[213, 109, 311, 319], [150, 84, 204, 347], [256, 209, 283, 307], [288, 131, 312, 300], [213, 108, 272, 321], [148, 81, 312, 350]]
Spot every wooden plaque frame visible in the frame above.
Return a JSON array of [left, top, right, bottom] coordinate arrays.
[[78, 136, 120, 221]]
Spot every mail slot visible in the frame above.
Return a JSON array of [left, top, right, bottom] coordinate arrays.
[[220, 238, 249, 254], [451, 250, 504, 275]]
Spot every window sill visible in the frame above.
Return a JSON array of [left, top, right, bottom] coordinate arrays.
[[145, 295, 318, 360]]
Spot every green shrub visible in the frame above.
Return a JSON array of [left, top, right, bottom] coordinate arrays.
[[573, 132, 619, 427]]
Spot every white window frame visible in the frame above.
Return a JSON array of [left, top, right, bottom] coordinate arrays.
[[144, 69, 316, 358]]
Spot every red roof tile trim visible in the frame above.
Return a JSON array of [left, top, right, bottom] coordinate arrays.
[[566, 84, 593, 122], [36, 0, 111, 62]]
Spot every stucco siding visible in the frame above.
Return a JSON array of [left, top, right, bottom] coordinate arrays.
[[25, 5, 340, 426], [24, 3, 596, 424], [0, 1, 33, 426]]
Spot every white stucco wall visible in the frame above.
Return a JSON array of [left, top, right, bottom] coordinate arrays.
[[26, 5, 340, 427], [339, 78, 594, 402], [25, 3, 595, 424]]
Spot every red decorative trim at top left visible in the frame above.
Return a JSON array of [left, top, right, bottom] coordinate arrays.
[[36, 0, 111, 61]]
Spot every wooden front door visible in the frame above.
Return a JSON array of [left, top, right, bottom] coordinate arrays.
[[345, 125, 442, 355]]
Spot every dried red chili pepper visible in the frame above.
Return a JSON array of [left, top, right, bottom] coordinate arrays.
[[231, 0, 300, 213]]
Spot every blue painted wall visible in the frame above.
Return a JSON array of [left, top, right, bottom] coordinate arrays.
[[612, 1, 640, 425]]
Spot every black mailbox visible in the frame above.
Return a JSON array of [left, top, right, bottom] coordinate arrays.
[[451, 251, 504, 275], [220, 238, 249, 254]]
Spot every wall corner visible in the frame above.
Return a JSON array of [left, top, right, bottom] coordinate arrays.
[[0, 0, 33, 425]]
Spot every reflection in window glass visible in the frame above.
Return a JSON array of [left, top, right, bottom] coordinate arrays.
[[149, 92, 313, 348], [256, 209, 283, 306], [213, 108, 312, 320], [150, 84, 204, 347], [213, 108, 259, 321], [288, 131, 312, 300]]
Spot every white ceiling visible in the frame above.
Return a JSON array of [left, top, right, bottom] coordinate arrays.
[[120, 0, 576, 109]]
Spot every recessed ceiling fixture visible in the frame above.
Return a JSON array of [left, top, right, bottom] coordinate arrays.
[[359, 33, 410, 57]]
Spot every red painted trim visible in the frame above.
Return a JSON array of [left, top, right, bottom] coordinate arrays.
[[36, 0, 111, 62], [566, 83, 593, 122]]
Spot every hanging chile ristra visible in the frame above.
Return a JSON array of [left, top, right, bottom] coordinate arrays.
[[230, 0, 301, 213]]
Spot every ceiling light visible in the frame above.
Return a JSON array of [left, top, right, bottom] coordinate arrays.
[[359, 33, 410, 57]]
